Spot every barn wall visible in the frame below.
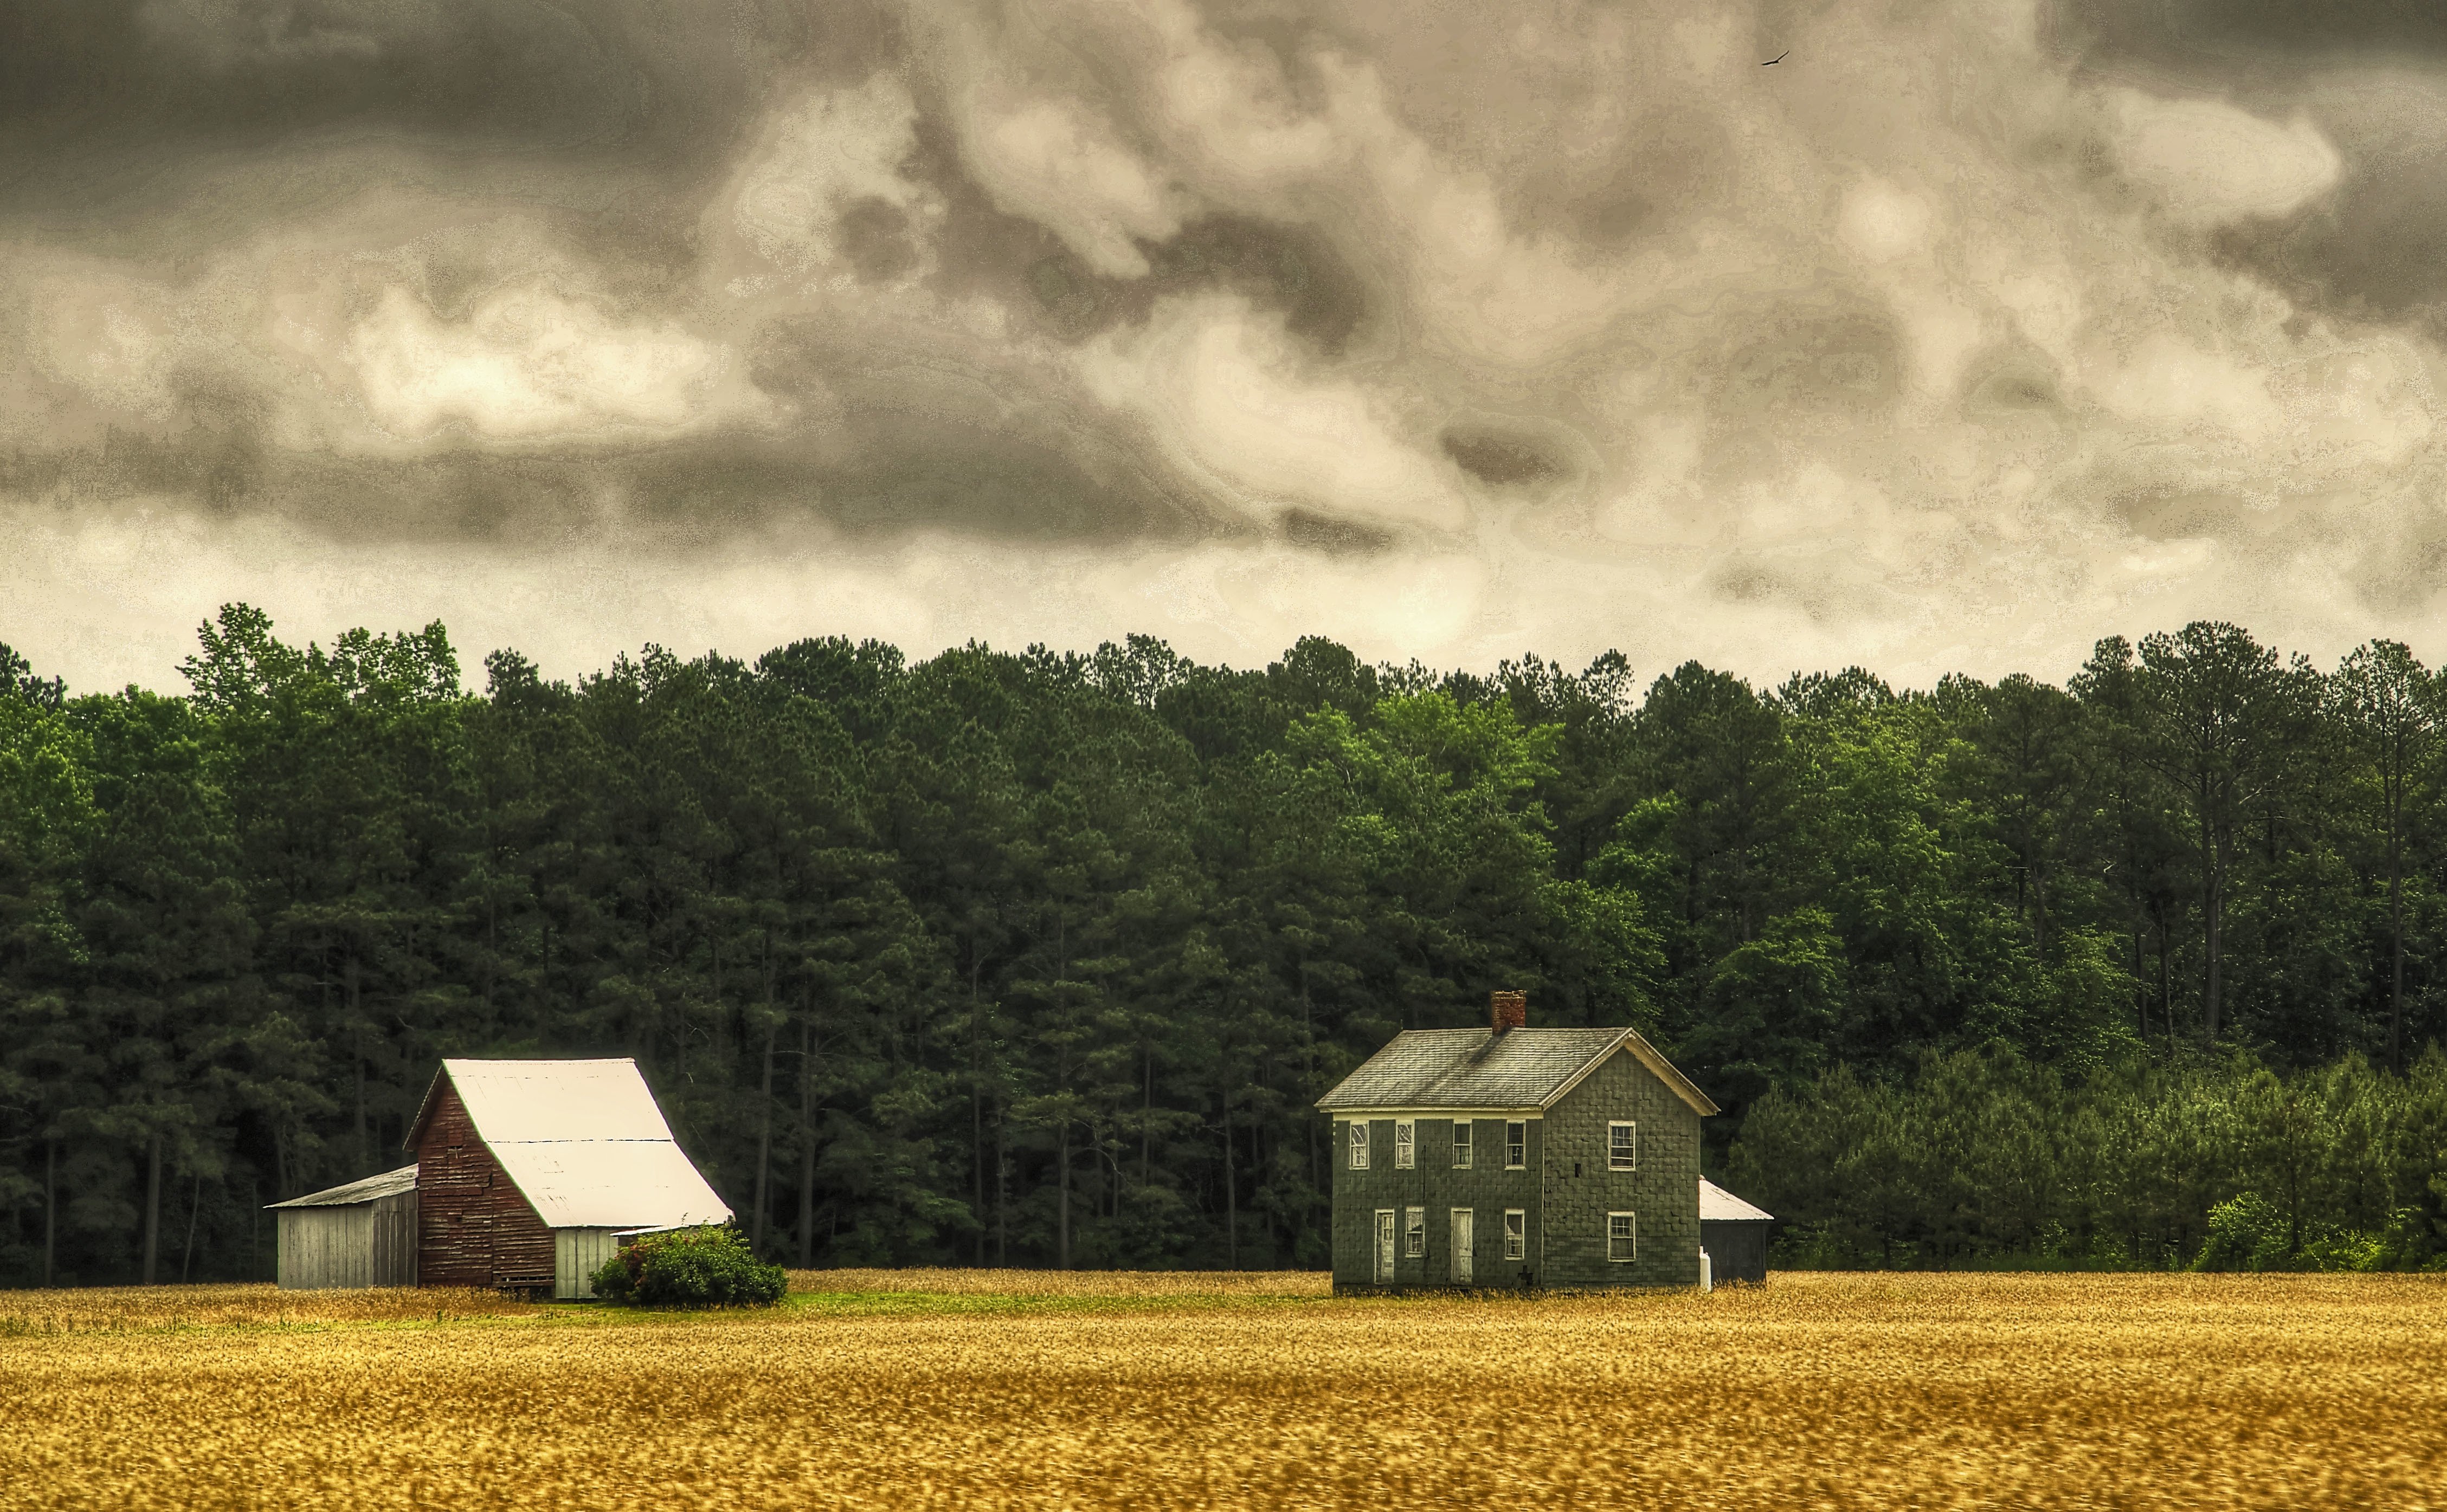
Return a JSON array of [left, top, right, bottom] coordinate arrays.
[[278, 1205, 375, 1289], [414, 1082, 555, 1290], [372, 1190, 418, 1287], [1541, 1049, 1703, 1289], [555, 1228, 619, 1300]]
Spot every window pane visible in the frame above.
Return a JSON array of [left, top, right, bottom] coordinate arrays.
[[1609, 1122, 1636, 1170], [1405, 1207, 1425, 1257], [1505, 1121, 1525, 1169], [1396, 1120, 1415, 1169], [1349, 1122, 1369, 1169], [1608, 1212, 1635, 1262], [1452, 1121, 1472, 1168], [1504, 1210, 1525, 1260]]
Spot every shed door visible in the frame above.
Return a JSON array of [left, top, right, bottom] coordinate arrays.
[[1374, 1210, 1396, 1283], [1451, 1209, 1473, 1284]]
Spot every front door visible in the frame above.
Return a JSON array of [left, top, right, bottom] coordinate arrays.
[[1374, 1210, 1396, 1283], [1451, 1209, 1474, 1284]]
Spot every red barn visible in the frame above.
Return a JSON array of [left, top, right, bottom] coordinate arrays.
[[407, 1058, 732, 1298]]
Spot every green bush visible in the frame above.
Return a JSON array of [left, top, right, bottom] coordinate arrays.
[[2193, 1192, 2291, 1272], [589, 1226, 787, 1308]]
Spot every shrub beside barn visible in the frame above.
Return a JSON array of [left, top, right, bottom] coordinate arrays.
[[268, 1057, 730, 1297]]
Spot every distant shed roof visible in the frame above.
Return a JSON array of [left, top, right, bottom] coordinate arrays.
[[1317, 1026, 1718, 1117], [1700, 1177, 1773, 1223], [408, 1058, 733, 1231], [265, 1164, 418, 1210]]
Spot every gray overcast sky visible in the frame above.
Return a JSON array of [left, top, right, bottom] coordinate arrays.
[[8, 0, 2447, 690]]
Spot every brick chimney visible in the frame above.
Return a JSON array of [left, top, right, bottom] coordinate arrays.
[[1490, 990, 1527, 1033]]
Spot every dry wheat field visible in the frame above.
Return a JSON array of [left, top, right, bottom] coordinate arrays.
[[2, 1271, 2442, 1510]]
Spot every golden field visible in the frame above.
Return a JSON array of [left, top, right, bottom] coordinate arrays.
[[3, 1271, 2443, 1510]]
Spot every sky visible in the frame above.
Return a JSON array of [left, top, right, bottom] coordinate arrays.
[[8, 0, 2447, 694]]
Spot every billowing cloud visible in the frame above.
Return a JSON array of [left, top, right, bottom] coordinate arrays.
[[9, 0, 2447, 695]]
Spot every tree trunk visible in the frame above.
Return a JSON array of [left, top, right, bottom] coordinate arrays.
[[797, 1012, 816, 1269], [2199, 792, 2222, 1045], [2390, 826, 2406, 1075], [348, 955, 366, 1172], [971, 946, 986, 1265], [1057, 1127, 1072, 1269], [995, 1104, 1007, 1267], [43, 1139, 56, 1288], [1222, 1092, 1238, 1271], [143, 1134, 162, 1286], [180, 1168, 202, 1283], [751, 1020, 776, 1253]]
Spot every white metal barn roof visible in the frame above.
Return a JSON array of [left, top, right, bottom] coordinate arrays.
[[1699, 1177, 1773, 1223], [411, 1058, 733, 1230]]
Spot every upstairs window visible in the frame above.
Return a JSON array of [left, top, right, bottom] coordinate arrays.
[[1349, 1121, 1369, 1170], [1451, 1120, 1473, 1169], [1395, 1119, 1415, 1169], [1505, 1121, 1527, 1169], [1608, 1211, 1637, 1263], [1504, 1209, 1526, 1261], [1609, 1121, 1637, 1171], [1405, 1207, 1426, 1258]]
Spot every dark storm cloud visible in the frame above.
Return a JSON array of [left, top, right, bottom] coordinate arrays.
[[2051, 0, 2447, 326], [10, 0, 2447, 694]]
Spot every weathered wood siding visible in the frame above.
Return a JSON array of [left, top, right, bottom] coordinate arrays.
[[415, 1082, 555, 1290], [276, 1190, 418, 1289], [278, 1206, 369, 1289], [555, 1227, 620, 1300]]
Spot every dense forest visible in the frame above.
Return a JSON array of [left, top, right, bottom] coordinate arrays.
[[3, 608, 2445, 1285]]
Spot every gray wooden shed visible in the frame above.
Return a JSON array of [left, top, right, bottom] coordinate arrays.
[[266, 1165, 418, 1289], [1699, 1177, 1773, 1284]]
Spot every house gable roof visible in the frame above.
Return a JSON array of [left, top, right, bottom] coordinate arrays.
[[407, 1058, 733, 1230], [1315, 1026, 1719, 1118]]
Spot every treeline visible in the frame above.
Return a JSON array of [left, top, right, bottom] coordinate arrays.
[[3, 610, 2446, 1284], [1734, 1046, 2447, 1270]]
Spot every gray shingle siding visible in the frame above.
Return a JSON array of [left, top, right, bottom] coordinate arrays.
[[1331, 1115, 1544, 1291], [1538, 1048, 1702, 1288]]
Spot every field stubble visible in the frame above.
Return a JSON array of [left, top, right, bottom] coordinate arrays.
[[2, 1271, 2442, 1509]]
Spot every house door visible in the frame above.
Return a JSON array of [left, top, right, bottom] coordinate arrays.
[[1374, 1210, 1396, 1283], [1450, 1209, 1474, 1284]]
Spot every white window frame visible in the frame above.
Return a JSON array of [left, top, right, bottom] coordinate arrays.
[[1348, 1120, 1369, 1169], [1451, 1119, 1472, 1169], [1609, 1121, 1637, 1172], [1505, 1120, 1527, 1170], [1395, 1118, 1415, 1169], [1608, 1211, 1637, 1263], [1503, 1209, 1526, 1261], [1405, 1206, 1426, 1258]]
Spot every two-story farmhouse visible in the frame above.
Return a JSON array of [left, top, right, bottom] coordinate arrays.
[[1318, 990, 1720, 1293]]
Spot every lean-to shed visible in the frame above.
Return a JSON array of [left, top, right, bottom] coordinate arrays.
[[408, 1058, 732, 1298], [266, 1165, 419, 1289], [1699, 1177, 1773, 1284]]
